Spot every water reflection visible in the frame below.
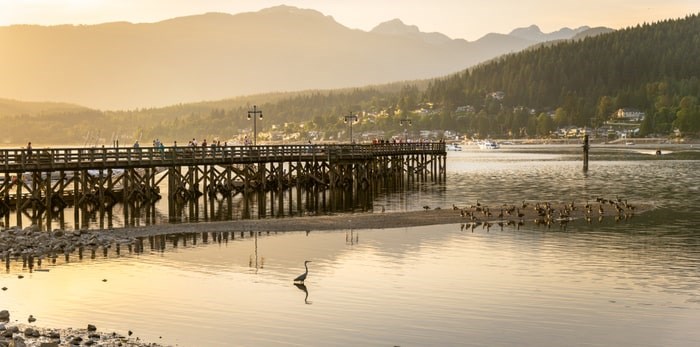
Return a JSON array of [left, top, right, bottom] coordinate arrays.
[[345, 230, 359, 245], [2, 146, 699, 346], [2, 178, 378, 231], [3, 216, 700, 346], [294, 283, 312, 305], [374, 145, 700, 216]]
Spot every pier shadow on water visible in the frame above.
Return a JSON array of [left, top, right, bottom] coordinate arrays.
[[0, 175, 428, 231]]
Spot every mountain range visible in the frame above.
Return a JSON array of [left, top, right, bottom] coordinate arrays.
[[0, 5, 612, 110]]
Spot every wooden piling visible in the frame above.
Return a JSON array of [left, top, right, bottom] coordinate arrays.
[[583, 135, 590, 172]]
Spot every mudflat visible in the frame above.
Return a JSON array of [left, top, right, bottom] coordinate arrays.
[[112, 199, 651, 238]]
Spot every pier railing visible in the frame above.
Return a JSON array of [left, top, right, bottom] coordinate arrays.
[[1, 143, 446, 173]]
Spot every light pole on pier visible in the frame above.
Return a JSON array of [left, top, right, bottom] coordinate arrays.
[[344, 112, 358, 144], [400, 116, 412, 142], [247, 105, 263, 145]]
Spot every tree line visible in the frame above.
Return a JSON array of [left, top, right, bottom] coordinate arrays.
[[423, 13, 700, 137]]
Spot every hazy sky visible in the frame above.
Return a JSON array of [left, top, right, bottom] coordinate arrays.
[[0, 0, 697, 40]]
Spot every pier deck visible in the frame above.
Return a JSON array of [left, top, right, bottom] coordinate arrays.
[[1, 143, 445, 172], [0, 143, 446, 230]]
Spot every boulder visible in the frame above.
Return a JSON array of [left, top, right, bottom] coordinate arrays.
[[12, 336, 27, 347], [0, 310, 9, 321], [23, 327, 40, 338]]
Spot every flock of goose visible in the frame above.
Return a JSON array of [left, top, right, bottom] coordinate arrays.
[[448, 196, 639, 231]]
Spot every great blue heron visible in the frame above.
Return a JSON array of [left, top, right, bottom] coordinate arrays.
[[294, 261, 312, 283]]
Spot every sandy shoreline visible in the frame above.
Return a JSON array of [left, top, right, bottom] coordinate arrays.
[[112, 198, 651, 238], [115, 209, 468, 237]]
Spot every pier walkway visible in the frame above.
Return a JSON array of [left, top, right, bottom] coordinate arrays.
[[0, 143, 446, 230], [1, 143, 445, 173]]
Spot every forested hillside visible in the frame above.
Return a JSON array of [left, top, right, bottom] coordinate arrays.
[[424, 13, 700, 136]]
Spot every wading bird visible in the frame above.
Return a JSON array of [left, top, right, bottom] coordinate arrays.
[[294, 260, 312, 283]]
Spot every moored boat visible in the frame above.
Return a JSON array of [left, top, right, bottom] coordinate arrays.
[[478, 140, 500, 149], [446, 143, 463, 151]]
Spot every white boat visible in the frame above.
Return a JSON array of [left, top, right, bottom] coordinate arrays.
[[478, 140, 500, 150], [446, 143, 463, 151]]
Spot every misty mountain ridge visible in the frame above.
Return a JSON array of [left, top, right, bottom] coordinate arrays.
[[0, 5, 612, 110], [508, 24, 592, 42], [370, 19, 457, 45]]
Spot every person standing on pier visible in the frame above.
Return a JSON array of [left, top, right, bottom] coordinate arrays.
[[133, 140, 141, 159], [26, 142, 32, 161]]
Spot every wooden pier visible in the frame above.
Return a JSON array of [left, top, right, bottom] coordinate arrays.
[[0, 143, 446, 230]]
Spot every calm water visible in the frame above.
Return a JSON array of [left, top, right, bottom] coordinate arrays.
[[2, 144, 700, 346]]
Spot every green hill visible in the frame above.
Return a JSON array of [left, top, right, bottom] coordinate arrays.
[[424, 13, 700, 136]]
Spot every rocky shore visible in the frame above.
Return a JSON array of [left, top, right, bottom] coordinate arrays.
[[0, 313, 165, 347], [0, 196, 650, 347]]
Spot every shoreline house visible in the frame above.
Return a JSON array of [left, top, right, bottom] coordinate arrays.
[[615, 108, 645, 122]]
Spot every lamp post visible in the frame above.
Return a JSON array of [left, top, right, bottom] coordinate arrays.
[[344, 112, 358, 144], [400, 116, 412, 142], [247, 105, 263, 145]]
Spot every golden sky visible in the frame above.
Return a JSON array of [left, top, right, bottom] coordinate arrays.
[[0, 0, 697, 40]]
